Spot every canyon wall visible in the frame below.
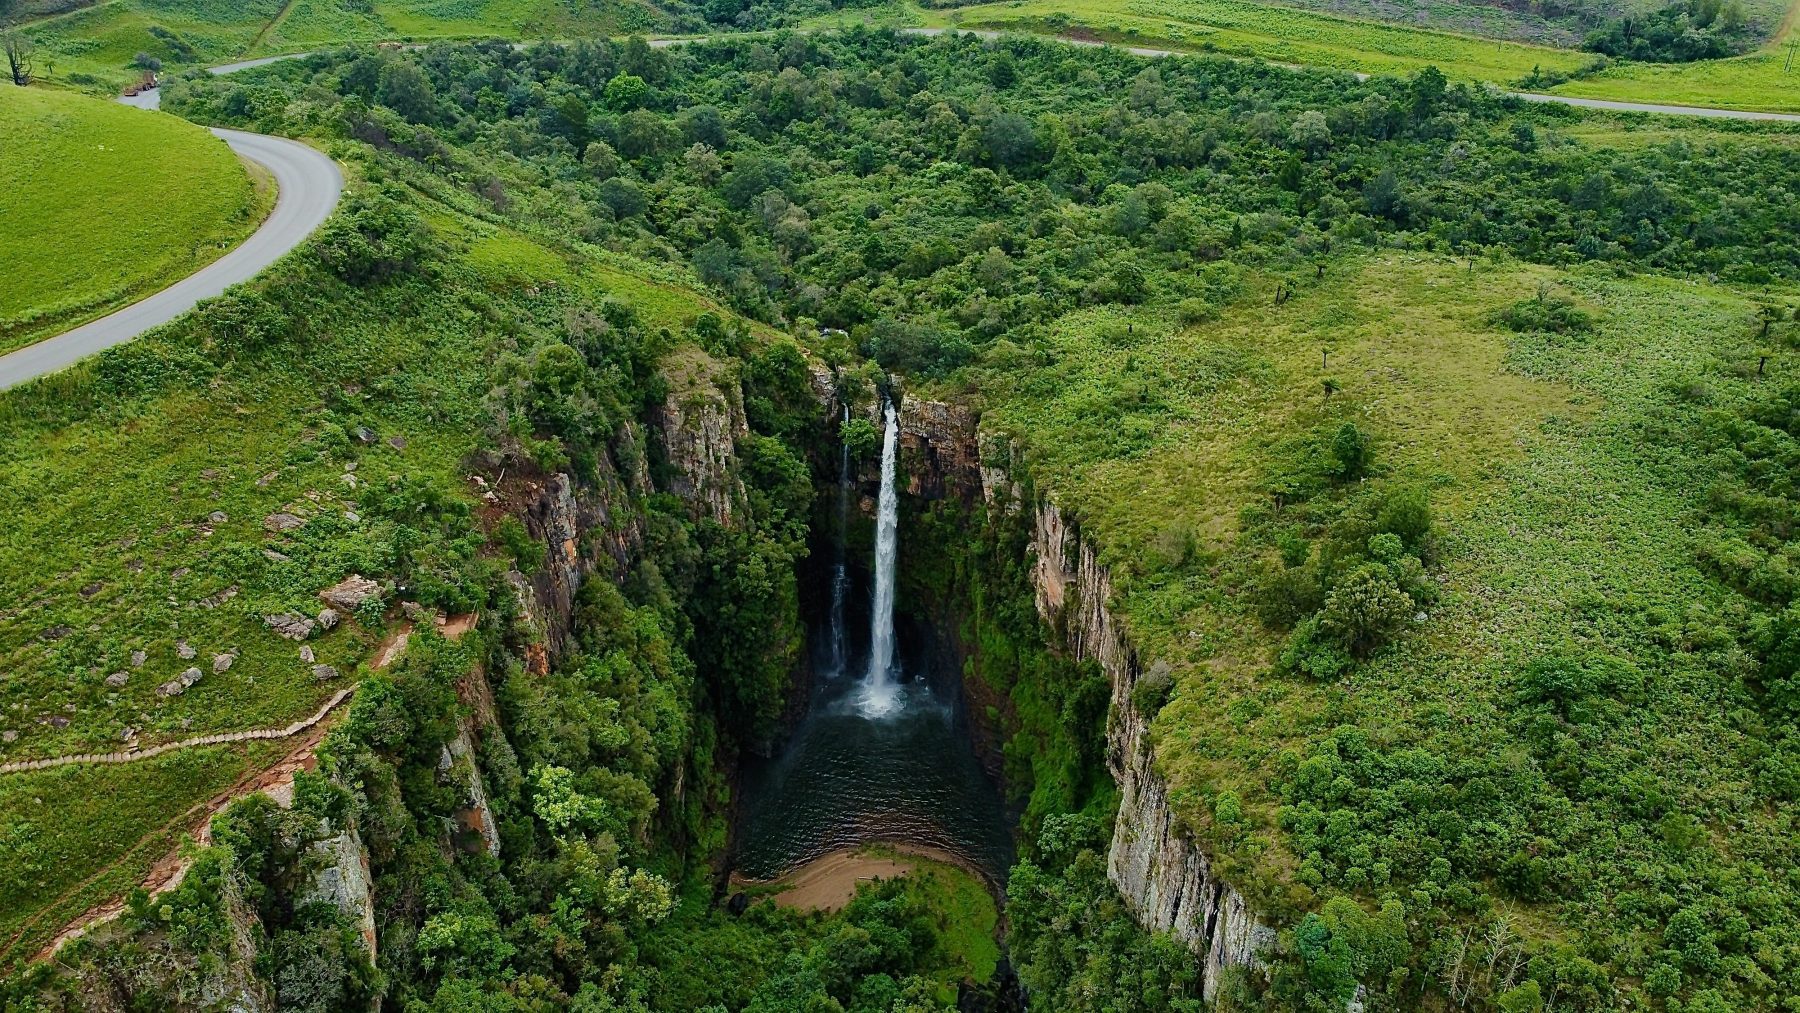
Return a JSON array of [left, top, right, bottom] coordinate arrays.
[[885, 385, 1276, 1000], [1026, 497, 1276, 1001]]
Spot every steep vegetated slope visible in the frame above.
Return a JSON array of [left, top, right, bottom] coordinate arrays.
[[6, 26, 1800, 1013], [118, 28, 1800, 1010], [1, 39, 1008, 1008], [0, 86, 263, 353]]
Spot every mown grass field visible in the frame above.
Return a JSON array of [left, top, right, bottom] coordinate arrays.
[[974, 246, 1800, 954], [0, 87, 263, 354]]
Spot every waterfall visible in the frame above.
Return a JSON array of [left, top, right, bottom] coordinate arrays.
[[856, 399, 902, 718], [826, 405, 851, 678]]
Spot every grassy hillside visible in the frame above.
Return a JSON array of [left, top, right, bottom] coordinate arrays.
[[0, 86, 263, 354], [0, 136, 769, 965], [882, 0, 1800, 112], [1552, 12, 1800, 112], [914, 0, 1592, 82]]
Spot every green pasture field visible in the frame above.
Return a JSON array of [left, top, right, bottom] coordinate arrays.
[[916, 0, 1590, 82], [0, 86, 264, 354]]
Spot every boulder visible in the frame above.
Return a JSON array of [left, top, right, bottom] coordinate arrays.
[[177, 641, 197, 660], [179, 667, 203, 687], [158, 679, 187, 697], [130, 650, 147, 668], [263, 512, 306, 533], [300, 645, 316, 664], [105, 672, 130, 688], [265, 613, 317, 641], [208, 511, 229, 524], [213, 653, 235, 673], [317, 608, 340, 631], [319, 575, 381, 611], [312, 664, 340, 682]]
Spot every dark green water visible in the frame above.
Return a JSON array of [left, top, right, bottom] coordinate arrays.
[[733, 591, 1015, 881]]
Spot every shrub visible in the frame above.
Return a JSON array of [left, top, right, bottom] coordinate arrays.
[[1280, 615, 1354, 680], [1495, 287, 1594, 335], [1317, 563, 1414, 656]]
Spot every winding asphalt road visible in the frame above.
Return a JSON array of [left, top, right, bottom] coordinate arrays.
[[0, 76, 342, 391]]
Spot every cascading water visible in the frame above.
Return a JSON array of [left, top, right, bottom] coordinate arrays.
[[855, 400, 902, 718], [826, 406, 851, 678], [733, 393, 1013, 883]]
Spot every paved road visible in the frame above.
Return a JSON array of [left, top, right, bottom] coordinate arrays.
[[0, 84, 343, 390]]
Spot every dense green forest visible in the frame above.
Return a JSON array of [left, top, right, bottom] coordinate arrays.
[[7, 22, 1800, 1013]]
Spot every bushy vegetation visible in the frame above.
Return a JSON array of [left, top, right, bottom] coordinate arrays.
[[10, 18, 1800, 1013], [1583, 0, 1760, 62]]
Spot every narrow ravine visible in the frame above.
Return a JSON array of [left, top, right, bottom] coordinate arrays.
[[734, 399, 1014, 883]]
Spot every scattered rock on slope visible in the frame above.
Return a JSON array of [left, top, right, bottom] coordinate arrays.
[[319, 575, 381, 610]]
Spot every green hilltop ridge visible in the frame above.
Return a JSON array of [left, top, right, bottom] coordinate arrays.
[[0, 86, 263, 353], [2, 22, 1800, 1013]]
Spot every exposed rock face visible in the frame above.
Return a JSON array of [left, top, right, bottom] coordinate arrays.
[[652, 358, 748, 526], [440, 729, 500, 858], [298, 822, 377, 962], [897, 397, 983, 502], [1026, 495, 1276, 1000]]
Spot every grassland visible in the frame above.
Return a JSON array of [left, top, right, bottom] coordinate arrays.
[[19, 0, 665, 91], [0, 87, 264, 355], [887, 0, 1800, 112], [971, 247, 1799, 972], [19, 0, 281, 89], [0, 739, 291, 962], [1551, 24, 1800, 113], [916, 0, 1591, 81]]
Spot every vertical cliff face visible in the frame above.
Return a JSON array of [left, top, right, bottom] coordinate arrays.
[[1021, 496, 1275, 1000], [868, 384, 1276, 998], [653, 353, 749, 527]]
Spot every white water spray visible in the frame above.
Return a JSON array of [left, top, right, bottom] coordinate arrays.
[[856, 399, 902, 718]]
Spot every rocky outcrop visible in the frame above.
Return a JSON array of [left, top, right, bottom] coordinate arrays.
[[1024, 495, 1275, 1000], [439, 729, 500, 858], [653, 355, 748, 526], [298, 821, 377, 962], [898, 398, 983, 502]]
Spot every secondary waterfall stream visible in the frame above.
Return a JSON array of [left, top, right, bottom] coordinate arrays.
[[734, 398, 1014, 882]]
